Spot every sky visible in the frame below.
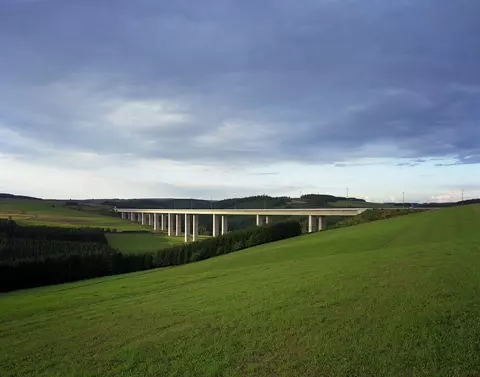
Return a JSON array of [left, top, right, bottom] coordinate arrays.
[[0, 0, 479, 203]]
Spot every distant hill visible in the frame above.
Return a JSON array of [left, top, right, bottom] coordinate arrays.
[[0, 193, 41, 200], [100, 194, 366, 210], [414, 198, 480, 208]]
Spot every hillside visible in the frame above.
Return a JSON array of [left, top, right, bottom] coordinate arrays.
[[1, 205, 479, 376]]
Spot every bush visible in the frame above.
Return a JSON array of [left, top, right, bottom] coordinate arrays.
[[152, 221, 301, 269], [332, 209, 422, 229]]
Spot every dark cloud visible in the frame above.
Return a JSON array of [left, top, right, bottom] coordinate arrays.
[[0, 0, 479, 166]]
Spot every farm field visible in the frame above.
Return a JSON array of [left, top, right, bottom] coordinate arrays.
[[0, 200, 148, 231], [1, 205, 479, 376], [106, 233, 187, 254]]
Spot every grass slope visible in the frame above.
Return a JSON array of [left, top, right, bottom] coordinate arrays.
[[0, 200, 148, 231], [1, 206, 480, 376]]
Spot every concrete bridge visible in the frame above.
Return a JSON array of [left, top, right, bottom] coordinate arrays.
[[114, 207, 369, 243]]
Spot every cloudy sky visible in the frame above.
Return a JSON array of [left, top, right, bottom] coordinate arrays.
[[1, 0, 479, 202]]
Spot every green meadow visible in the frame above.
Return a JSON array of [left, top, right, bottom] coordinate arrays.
[[1, 205, 479, 376], [0, 199, 148, 231]]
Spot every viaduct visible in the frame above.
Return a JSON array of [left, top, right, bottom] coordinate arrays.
[[114, 208, 369, 243]]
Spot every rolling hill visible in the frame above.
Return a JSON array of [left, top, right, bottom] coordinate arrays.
[[0, 205, 479, 376]]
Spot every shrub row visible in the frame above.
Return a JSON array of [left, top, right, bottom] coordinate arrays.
[[331, 208, 422, 229], [153, 220, 302, 267]]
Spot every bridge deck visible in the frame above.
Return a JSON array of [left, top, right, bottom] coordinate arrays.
[[114, 208, 369, 216]]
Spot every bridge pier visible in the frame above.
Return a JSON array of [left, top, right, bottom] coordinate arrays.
[[153, 214, 158, 232], [193, 215, 199, 241], [221, 216, 228, 235], [318, 216, 327, 231], [121, 212, 126, 220], [256, 215, 269, 226], [161, 214, 165, 231], [175, 215, 181, 236], [167, 214, 173, 236], [184, 214, 191, 243], [308, 215, 316, 233], [309, 215, 326, 233], [212, 214, 219, 237]]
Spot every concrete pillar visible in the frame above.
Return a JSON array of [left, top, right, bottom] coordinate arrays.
[[176, 214, 181, 236], [121, 212, 126, 220], [256, 215, 267, 226], [129, 213, 134, 221], [184, 214, 191, 243], [148, 214, 152, 226], [221, 216, 228, 235], [308, 215, 316, 233], [161, 214, 165, 231], [141, 213, 146, 225], [167, 214, 173, 236], [318, 216, 327, 231], [193, 215, 199, 241], [153, 214, 159, 232], [212, 214, 219, 237]]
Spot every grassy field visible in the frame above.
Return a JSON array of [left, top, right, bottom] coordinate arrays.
[[106, 233, 187, 253], [329, 200, 388, 208], [1, 205, 480, 376], [0, 200, 148, 231]]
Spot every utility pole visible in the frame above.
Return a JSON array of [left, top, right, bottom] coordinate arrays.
[[346, 187, 349, 198]]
